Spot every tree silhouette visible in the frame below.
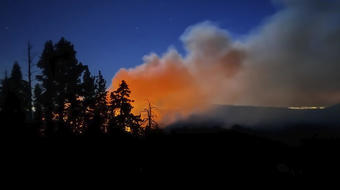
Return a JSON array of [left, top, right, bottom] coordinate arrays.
[[0, 63, 30, 136], [87, 70, 108, 136], [143, 100, 160, 136], [0, 39, 161, 139], [36, 38, 85, 136], [108, 80, 142, 136], [79, 66, 96, 135], [27, 42, 33, 120], [9, 62, 30, 114], [36, 40, 55, 124]]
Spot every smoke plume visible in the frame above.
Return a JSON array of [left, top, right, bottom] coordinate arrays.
[[111, 0, 340, 124]]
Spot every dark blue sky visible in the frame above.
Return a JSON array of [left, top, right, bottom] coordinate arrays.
[[0, 0, 278, 85]]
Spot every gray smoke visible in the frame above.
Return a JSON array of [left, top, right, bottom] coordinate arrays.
[[111, 0, 340, 124], [182, 0, 340, 107], [238, 0, 340, 106]]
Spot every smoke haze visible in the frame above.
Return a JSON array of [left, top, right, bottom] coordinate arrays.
[[111, 0, 340, 124]]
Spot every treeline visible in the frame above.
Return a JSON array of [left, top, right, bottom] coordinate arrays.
[[0, 38, 159, 138]]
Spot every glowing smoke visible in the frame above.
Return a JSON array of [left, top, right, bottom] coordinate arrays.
[[111, 0, 340, 124]]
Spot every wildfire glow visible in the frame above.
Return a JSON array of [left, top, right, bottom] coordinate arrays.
[[108, 23, 244, 125], [288, 106, 326, 110], [110, 60, 209, 124]]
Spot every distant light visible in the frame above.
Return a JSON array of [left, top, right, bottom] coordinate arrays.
[[125, 126, 131, 133], [288, 106, 325, 110]]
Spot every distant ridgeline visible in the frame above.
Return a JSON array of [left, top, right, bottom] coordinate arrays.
[[168, 104, 340, 144], [175, 104, 340, 128]]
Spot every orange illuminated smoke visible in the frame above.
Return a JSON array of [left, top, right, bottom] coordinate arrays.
[[108, 23, 245, 125], [110, 58, 209, 125]]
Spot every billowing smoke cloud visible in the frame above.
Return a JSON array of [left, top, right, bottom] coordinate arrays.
[[111, 0, 340, 124], [241, 0, 340, 106]]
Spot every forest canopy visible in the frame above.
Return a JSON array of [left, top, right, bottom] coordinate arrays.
[[0, 38, 159, 138]]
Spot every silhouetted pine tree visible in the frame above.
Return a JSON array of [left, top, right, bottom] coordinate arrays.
[[8, 62, 30, 113], [81, 66, 96, 134], [0, 63, 30, 136], [36, 41, 55, 124], [88, 70, 107, 136], [109, 80, 142, 136], [36, 38, 85, 136]]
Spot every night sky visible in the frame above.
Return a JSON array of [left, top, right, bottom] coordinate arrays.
[[0, 0, 277, 85]]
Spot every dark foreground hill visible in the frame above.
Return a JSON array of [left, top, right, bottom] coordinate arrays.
[[3, 127, 340, 183], [2, 105, 340, 183]]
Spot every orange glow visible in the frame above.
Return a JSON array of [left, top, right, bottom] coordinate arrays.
[[125, 126, 131, 133], [110, 61, 209, 125]]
